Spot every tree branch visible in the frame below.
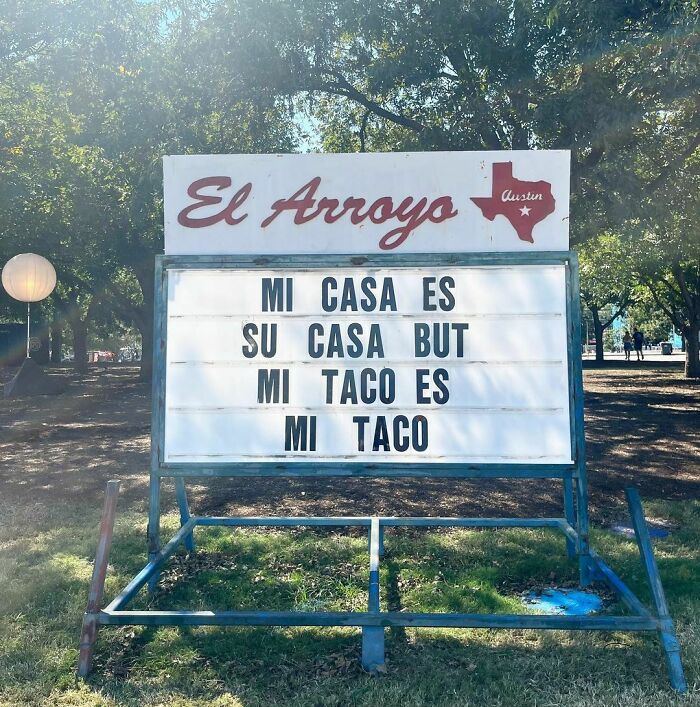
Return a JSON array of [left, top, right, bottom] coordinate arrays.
[[646, 131, 700, 193], [601, 297, 632, 330], [644, 278, 686, 333], [316, 73, 426, 133]]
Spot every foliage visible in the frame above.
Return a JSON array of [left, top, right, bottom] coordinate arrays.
[[0, 0, 298, 375], [577, 234, 633, 359], [0, 0, 698, 376], [627, 295, 675, 343], [188, 0, 698, 237]]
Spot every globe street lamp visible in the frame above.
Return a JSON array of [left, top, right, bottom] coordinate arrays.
[[1, 253, 57, 359], [1, 253, 62, 398]]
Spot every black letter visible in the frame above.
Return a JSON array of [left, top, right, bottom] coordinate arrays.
[[242, 323, 258, 358], [439, 276, 455, 311], [262, 278, 292, 312], [308, 323, 323, 358], [353, 415, 369, 451], [452, 323, 469, 358], [414, 323, 430, 357], [321, 369, 338, 404], [422, 277, 437, 311], [393, 415, 410, 452], [413, 415, 428, 451], [322, 277, 337, 312], [416, 369, 430, 404], [434, 368, 450, 404], [373, 416, 390, 451], [285, 415, 316, 451], [258, 369, 289, 403]]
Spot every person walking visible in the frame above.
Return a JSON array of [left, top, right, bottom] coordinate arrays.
[[633, 327, 645, 361], [623, 330, 633, 361]]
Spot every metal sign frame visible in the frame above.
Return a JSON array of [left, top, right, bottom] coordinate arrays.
[[77, 250, 687, 692]]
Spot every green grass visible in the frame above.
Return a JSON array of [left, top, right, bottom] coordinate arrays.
[[0, 497, 698, 706]]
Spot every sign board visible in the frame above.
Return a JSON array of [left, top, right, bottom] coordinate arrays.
[[163, 151, 570, 254], [156, 150, 579, 476]]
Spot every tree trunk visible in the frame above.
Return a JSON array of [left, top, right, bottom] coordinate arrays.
[[50, 321, 62, 364], [685, 321, 700, 378], [71, 318, 89, 373], [134, 262, 155, 382], [590, 306, 604, 362], [139, 316, 153, 381]]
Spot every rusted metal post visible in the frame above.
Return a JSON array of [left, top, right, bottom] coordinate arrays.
[[77, 480, 120, 677]]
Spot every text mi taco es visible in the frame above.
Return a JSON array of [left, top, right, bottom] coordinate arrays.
[[176, 176, 459, 250]]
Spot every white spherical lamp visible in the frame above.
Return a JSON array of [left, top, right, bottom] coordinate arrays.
[[1, 253, 57, 359], [2, 253, 56, 302]]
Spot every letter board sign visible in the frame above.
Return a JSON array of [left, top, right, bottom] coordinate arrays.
[[156, 151, 578, 475]]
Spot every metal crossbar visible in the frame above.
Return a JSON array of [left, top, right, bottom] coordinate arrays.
[[78, 485, 687, 692]]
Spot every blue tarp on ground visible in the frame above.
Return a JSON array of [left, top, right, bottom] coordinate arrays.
[[523, 588, 603, 616]]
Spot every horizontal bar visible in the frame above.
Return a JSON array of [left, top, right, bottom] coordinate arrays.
[[156, 464, 577, 479], [195, 516, 372, 527], [381, 517, 564, 528], [193, 516, 567, 529], [159, 252, 575, 269], [104, 518, 198, 612], [100, 609, 658, 631]]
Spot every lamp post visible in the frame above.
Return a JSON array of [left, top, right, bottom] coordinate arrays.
[[1, 254, 62, 398], [1, 253, 57, 359]]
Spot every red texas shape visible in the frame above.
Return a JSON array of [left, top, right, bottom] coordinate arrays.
[[470, 162, 555, 243]]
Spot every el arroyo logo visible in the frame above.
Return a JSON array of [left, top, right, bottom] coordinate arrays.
[[471, 162, 555, 243]]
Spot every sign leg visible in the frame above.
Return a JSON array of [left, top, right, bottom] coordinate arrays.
[[147, 476, 162, 593], [362, 518, 386, 672], [574, 477, 592, 586], [625, 488, 687, 693], [563, 475, 576, 559], [175, 477, 195, 552], [77, 480, 120, 677]]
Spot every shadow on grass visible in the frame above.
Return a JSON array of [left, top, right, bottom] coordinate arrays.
[[87, 522, 700, 689]]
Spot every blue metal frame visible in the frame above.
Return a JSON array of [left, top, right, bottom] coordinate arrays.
[[77, 251, 686, 692]]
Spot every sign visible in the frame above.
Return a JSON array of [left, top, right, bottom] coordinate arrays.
[[163, 262, 573, 465], [163, 151, 570, 255], [77, 151, 688, 696], [156, 150, 576, 475]]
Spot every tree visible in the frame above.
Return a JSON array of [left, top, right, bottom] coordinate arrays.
[[619, 96, 700, 377], [186, 0, 696, 235], [1, 0, 299, 379], [627, 296, 674, 344], [578, 234, 633, 361]]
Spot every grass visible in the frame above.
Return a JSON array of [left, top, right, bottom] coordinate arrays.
[[0, 494, 698, 706]]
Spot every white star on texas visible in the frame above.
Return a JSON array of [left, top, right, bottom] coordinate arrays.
[[519, 205, 531, 216]]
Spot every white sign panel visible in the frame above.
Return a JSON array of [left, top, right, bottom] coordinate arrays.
[[163, 151, 570, 255], [163, 265, 573, 465]]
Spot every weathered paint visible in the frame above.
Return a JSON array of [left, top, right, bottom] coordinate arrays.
[[77, 480, 120, 677]]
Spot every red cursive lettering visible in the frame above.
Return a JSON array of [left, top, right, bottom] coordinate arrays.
[[177, 175, 459, 248], [260, 176, 458, 249], [177, 176, 251, 227]]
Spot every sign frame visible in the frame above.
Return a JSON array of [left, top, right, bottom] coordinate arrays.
[[151, 250, 586, 480]]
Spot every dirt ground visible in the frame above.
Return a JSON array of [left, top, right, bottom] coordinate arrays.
[[0, 363, 698, 523]]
